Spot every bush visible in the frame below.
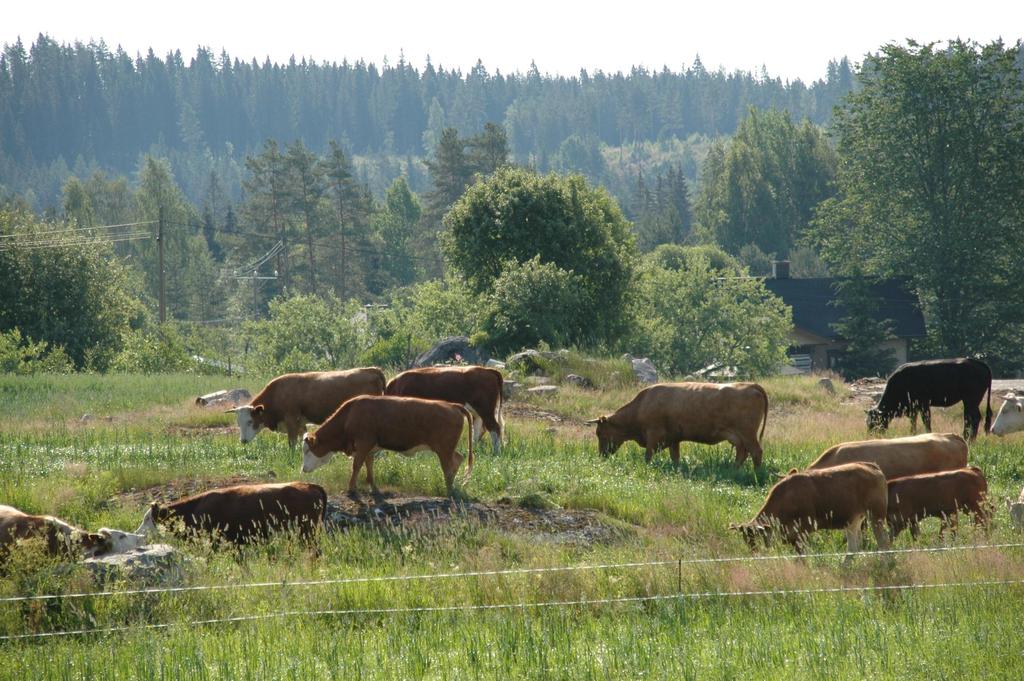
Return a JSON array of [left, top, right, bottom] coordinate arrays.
[[0, 328, 74, 374], [109, 324, 195, 374], [243, 293, 369, 375], [484, 257, 584, 354], [628, 256, 792, 377]]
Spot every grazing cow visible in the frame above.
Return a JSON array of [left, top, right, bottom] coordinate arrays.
[[136, 482, 327, 545], [730, 462, 890, 556], [990, 392, 1024, 437], [886, 467, 989, 539], [385, 366, 504, 452], [0, 505, 145, 561], [229, 368, 386, 448], [807, 433, 968, 480], [301, 395, 474, 496], [586, 382, 768, 467], [866, 358, 992, 441]]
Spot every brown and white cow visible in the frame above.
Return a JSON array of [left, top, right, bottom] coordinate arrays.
[[807, 433, 968, 479], [230, 368, 386, 448], [886, 467, 990, 539], [302, 395, 474, 496], [0, 504, 145, 561], [586, 382, 768, 467], [136, 482, 327, 545], [385, 366, 504, 452], [731, 462, 890, 556]]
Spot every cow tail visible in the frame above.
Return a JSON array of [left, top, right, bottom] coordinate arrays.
[[459, 405, 475, 480], [985, 370, 993, 434], [757, 384, 769, 443]]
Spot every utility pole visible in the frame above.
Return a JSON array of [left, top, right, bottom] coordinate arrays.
[[158, 205, 166, 323]]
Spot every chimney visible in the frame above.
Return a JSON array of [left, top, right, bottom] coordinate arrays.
[[772, 260, 790, 279]]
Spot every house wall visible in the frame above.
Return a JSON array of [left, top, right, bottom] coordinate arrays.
[[787, 328, 911, 373]]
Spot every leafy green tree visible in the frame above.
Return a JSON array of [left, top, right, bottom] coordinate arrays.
[[374, 176, 422, 287], [645, 244, 741, 273], [244, 293, 368, 374], [109, 323, 195, 374], [284, 140, 327, 293], [483, 257, 583, 354], [0, 208, 142, 368], [807, 40, 1024, 364], [0, 328, 73, 374], [629, 256, 791, 377], [442, 167, 637, 348], [829, 272, 897, 379], [695, 108, 837, 256]]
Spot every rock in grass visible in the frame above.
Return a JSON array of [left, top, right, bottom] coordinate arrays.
[[195, 388, 252, 408], [527, 385, 559, 396], [413, 336, 489, 367], [81, 544, 189, 585], [622, 354, 659, 384], [564, 373, 594, 389]]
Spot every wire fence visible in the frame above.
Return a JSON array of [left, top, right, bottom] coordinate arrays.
[[2, 541, 1022, 604], [2, 577, 1022, 641]]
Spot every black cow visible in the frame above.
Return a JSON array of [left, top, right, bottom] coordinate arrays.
[[866, 358, 992, 441]]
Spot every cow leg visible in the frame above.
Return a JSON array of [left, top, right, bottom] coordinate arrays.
[[726, 433, 747, 468], [489, 428, 502, 454], [845, 518, 863, 556], [909, 407, 918, 434], [286, 418, 304, 449], [921, 407, 932, 433], [744, 434, 763, 468], [871, 515, 891, 551], [964, 404, 982, 442], [668, 442, 680, 466], [348, 453, 366, 494], [363, 451, 379, 495], [909, 520, 920, 541], [439, 450, 464, 497], [644, 446, 655, 464]]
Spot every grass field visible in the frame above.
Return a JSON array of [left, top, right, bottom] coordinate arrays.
[[1, 372, 1023, 679]]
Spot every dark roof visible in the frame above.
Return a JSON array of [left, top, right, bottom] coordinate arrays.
[[762, 277, 926, 342]]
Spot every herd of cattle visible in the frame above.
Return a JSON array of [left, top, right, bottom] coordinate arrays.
[[4, 358, 1024, 567]]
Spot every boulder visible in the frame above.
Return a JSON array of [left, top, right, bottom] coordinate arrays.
[[502, 380, 520, 400], [507, 349, 547, 375], [195, 388, 252, 408], [81, 544, 189, 585], [527, 385, 559, 396], [622, 354, 658, 384], [485, 359, 507, 369], [817, 377, 836, 395], [564, 374, 594, 389], [413, 336, 488, 368]]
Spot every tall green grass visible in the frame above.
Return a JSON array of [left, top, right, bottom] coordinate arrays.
[[0, 373, 1022, 678]]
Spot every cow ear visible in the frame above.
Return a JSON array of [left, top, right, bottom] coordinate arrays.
[[305, 433, 317, 449], [584, 417, 600, 425]]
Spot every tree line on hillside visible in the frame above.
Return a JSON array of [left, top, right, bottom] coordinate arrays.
[[2, 39, 1023, 377], [0, 35, 855, 207]]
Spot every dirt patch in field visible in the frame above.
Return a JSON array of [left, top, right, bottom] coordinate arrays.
[[106, 474, 278, 508], [325, 492, 630, 546], [166, 424, 237, 438], [504, 404, 568, 423]]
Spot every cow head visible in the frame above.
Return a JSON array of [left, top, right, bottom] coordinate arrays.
[[70, 529, 111, 558], [992, 393, 1024, 437], [95, 527, 147, 554], [228, 404, 267, 444], [585, 416, 625, 456], [135, 502, 170, 536], [865, 407, 890, 433], [301, 433, 333, 473], [729, 521, 771, 550]]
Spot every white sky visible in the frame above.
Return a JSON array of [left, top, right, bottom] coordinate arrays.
[[4, 1, 1021, 83]]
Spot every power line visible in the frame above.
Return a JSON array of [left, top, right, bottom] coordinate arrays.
[[0, 232, 152, 252], [0, 220, 156, 240], [2, 577, 1021, 641]]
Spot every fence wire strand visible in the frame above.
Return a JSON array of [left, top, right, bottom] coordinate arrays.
[[2, 541, 1022, 604], [2, 577, 1022, 641]]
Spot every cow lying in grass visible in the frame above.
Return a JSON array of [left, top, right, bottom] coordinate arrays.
[[0, 504, 145, 562], [886, 467, 989, 539], [731, 462, 890, 558], [136, 482, 327, 545]]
